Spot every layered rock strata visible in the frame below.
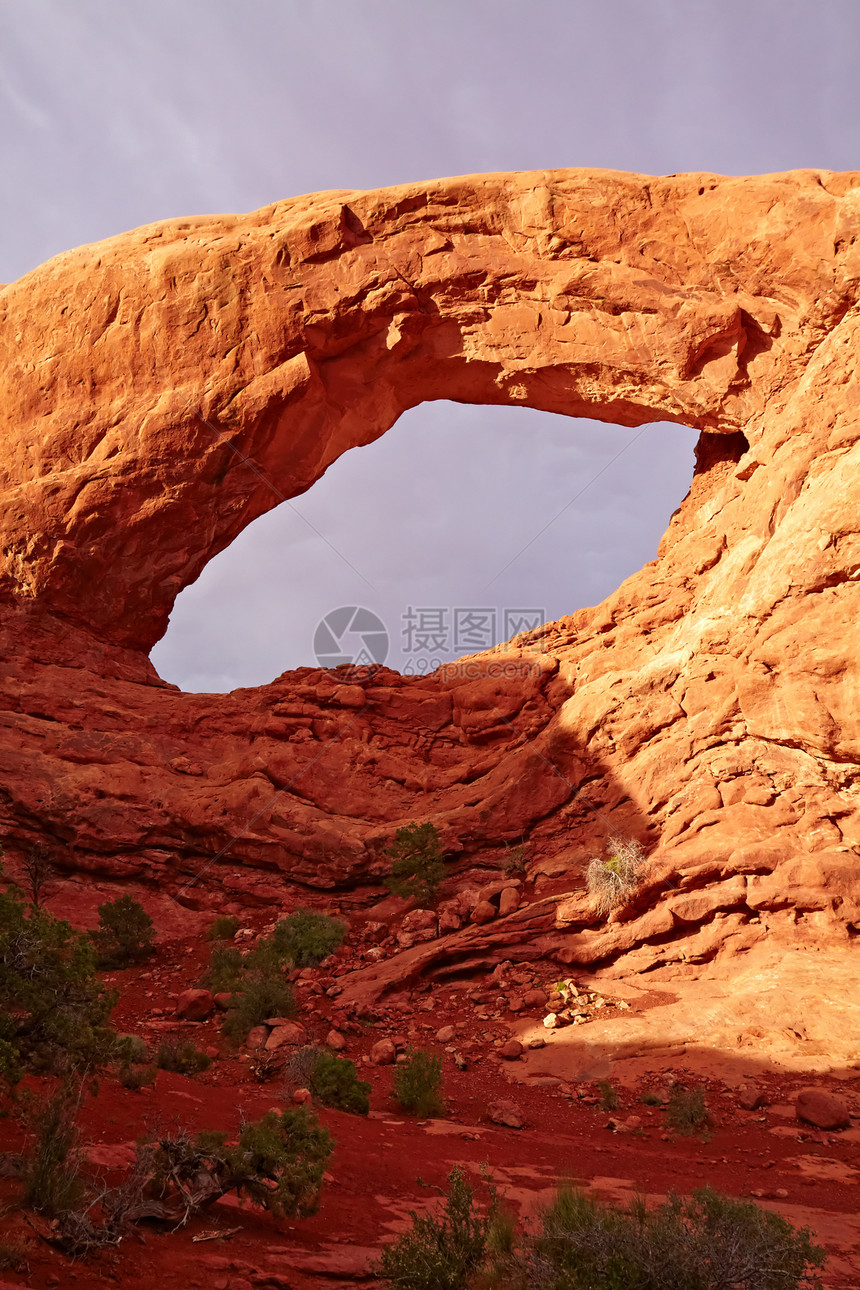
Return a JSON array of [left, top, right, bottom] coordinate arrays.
[[2, 168, 860, 973]]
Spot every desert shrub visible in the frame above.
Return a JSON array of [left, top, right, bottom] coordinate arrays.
[[308, 1050, 370, 1115], [385, 822, 447, 905], [203, 944, 245, 993], [149, 1106, 332, 1221], [0, 1236, 32, 1271], [22, 1085, 86, 1217], [597, 1080, 620, 1111], [520, 1185, 825, 1290], [501, 842, 528, 875], [0, 872, 117, 1085], [639, 1088, 663, 1107], [666, 1084, 711, 1138], [271, 909, 347, 967], [22, 841, 54, 907], [283, 1044, 326, 1091], [91, 895, 154, 966], [113, 1032, 149, 1064], [393, 1048, 444, 1118], [376, 1165, 499, 1290], [156, 1040, 211, 1075], [586, 835, 647, 916], [118, 1061, 157, 1090], [220, 973, 296, 1044], [206, 914, 240, 941]]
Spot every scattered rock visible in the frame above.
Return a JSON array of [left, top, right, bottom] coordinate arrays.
[[523, 988, 547, 1008], [326, 1029, 346, 1051], [436, 1025, 456, 1043], [213, 992, 233, 1012], [265, 1022, 306, 1051], [543, 1013, 560, 1030], [487, 1099, 524, 1129], [795, 1087, 851, 1130], [471, 901, 497, 926], [371, 1038, 397, 1066], [528, 1037, 546, 1050], [500, 1039, 524, 1060], [738, 1084, 768, 1111], [174, 988, 215, 1021], [292, 1087, 312, 1105]]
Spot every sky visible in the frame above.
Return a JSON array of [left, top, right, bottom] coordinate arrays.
[[2, 0, 858, 691]]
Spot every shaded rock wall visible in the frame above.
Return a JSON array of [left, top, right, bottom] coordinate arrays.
[[2, 168, 860, 970]]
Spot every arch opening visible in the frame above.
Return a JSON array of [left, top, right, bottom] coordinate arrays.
[[150, 402, 698, 693]]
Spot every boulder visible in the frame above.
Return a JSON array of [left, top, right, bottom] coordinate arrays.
[[371, 1038, 397, 1066], [487, 1099, 524, 1129], [471, 901, 497, 926], [795, 1087, 851, 1130], [266, 1021, 306, 1051], [500, 1039, 524, 1060], [174, 989, 215, 1022]]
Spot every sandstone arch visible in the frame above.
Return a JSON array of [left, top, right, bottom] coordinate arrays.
[[1, 168, 860, 973]]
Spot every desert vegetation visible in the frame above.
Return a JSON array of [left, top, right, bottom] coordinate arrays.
[[376, 1170, 826, 1290], [586, 835, 648, 916], [385, 821, 447, 904]]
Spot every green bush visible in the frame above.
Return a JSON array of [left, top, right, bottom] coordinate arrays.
[[156, 1040, 211, 1075], [119, 1061, 157, 1090], [666, 1084, 711, 1138], [385, 822, 447, 905], [271, 909, 347, 967], [151, 1106, 332, 1220], [520, 1186, 825, 1290], [0, 871, 117, 1086], [221, 973, 296, 1044], [586, 835, 647, 917], [597, 1080, 620, 1111], [309, 1050, 370, 1115], [22, 1085, 86, 1217], [206, 914, 241, 941], [375, 1165, 498, 1290], [91, 895, 155, 966], [393, 1048, 444, 1118], [204, 944, 245, 994]]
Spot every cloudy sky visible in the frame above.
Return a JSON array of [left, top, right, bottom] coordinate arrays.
[[2, 1, 858, 691]]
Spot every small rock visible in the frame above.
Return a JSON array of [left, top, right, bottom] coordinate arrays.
[[795, 1087, 851, 1130], [471, 900, 497, 925], [371, 1038, 397, 1066], [265, 1021, 306, 1051], [326, 1029, 346, 1051], [528, 1037, 546, 1050], [436, 1025, 456, 1043], [543, 1013, 560, 1030], [500, 1039, 524, 1060], [246, 1025, 269, 1050], [292, 1087, 312, 1105], [213, 991, 233, 1011], [523, 988, 547, 1008], [498, 887, 521, 917], [738, 1084, 768, 1111], [174, 988, 215, 1022], [506, 996, 524, 1013], [438, 907, 462, 934], [487, 1099, 524, 1129]]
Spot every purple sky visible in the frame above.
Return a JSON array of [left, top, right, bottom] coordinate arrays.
[[2, 1, 857, 690]]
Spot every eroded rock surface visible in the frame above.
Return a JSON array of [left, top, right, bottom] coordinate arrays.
[[1, 168, 860, 974]]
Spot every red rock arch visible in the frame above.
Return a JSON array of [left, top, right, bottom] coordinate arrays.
[[1, 168, 852, 651]]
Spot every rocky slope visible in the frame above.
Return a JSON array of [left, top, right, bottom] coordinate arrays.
[[1, 168, 860, 976]]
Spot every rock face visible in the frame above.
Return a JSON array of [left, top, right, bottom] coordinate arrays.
[[1, 168, 860, 973]]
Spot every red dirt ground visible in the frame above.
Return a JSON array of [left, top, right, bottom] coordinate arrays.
[[2, 906, 859, 1289]]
